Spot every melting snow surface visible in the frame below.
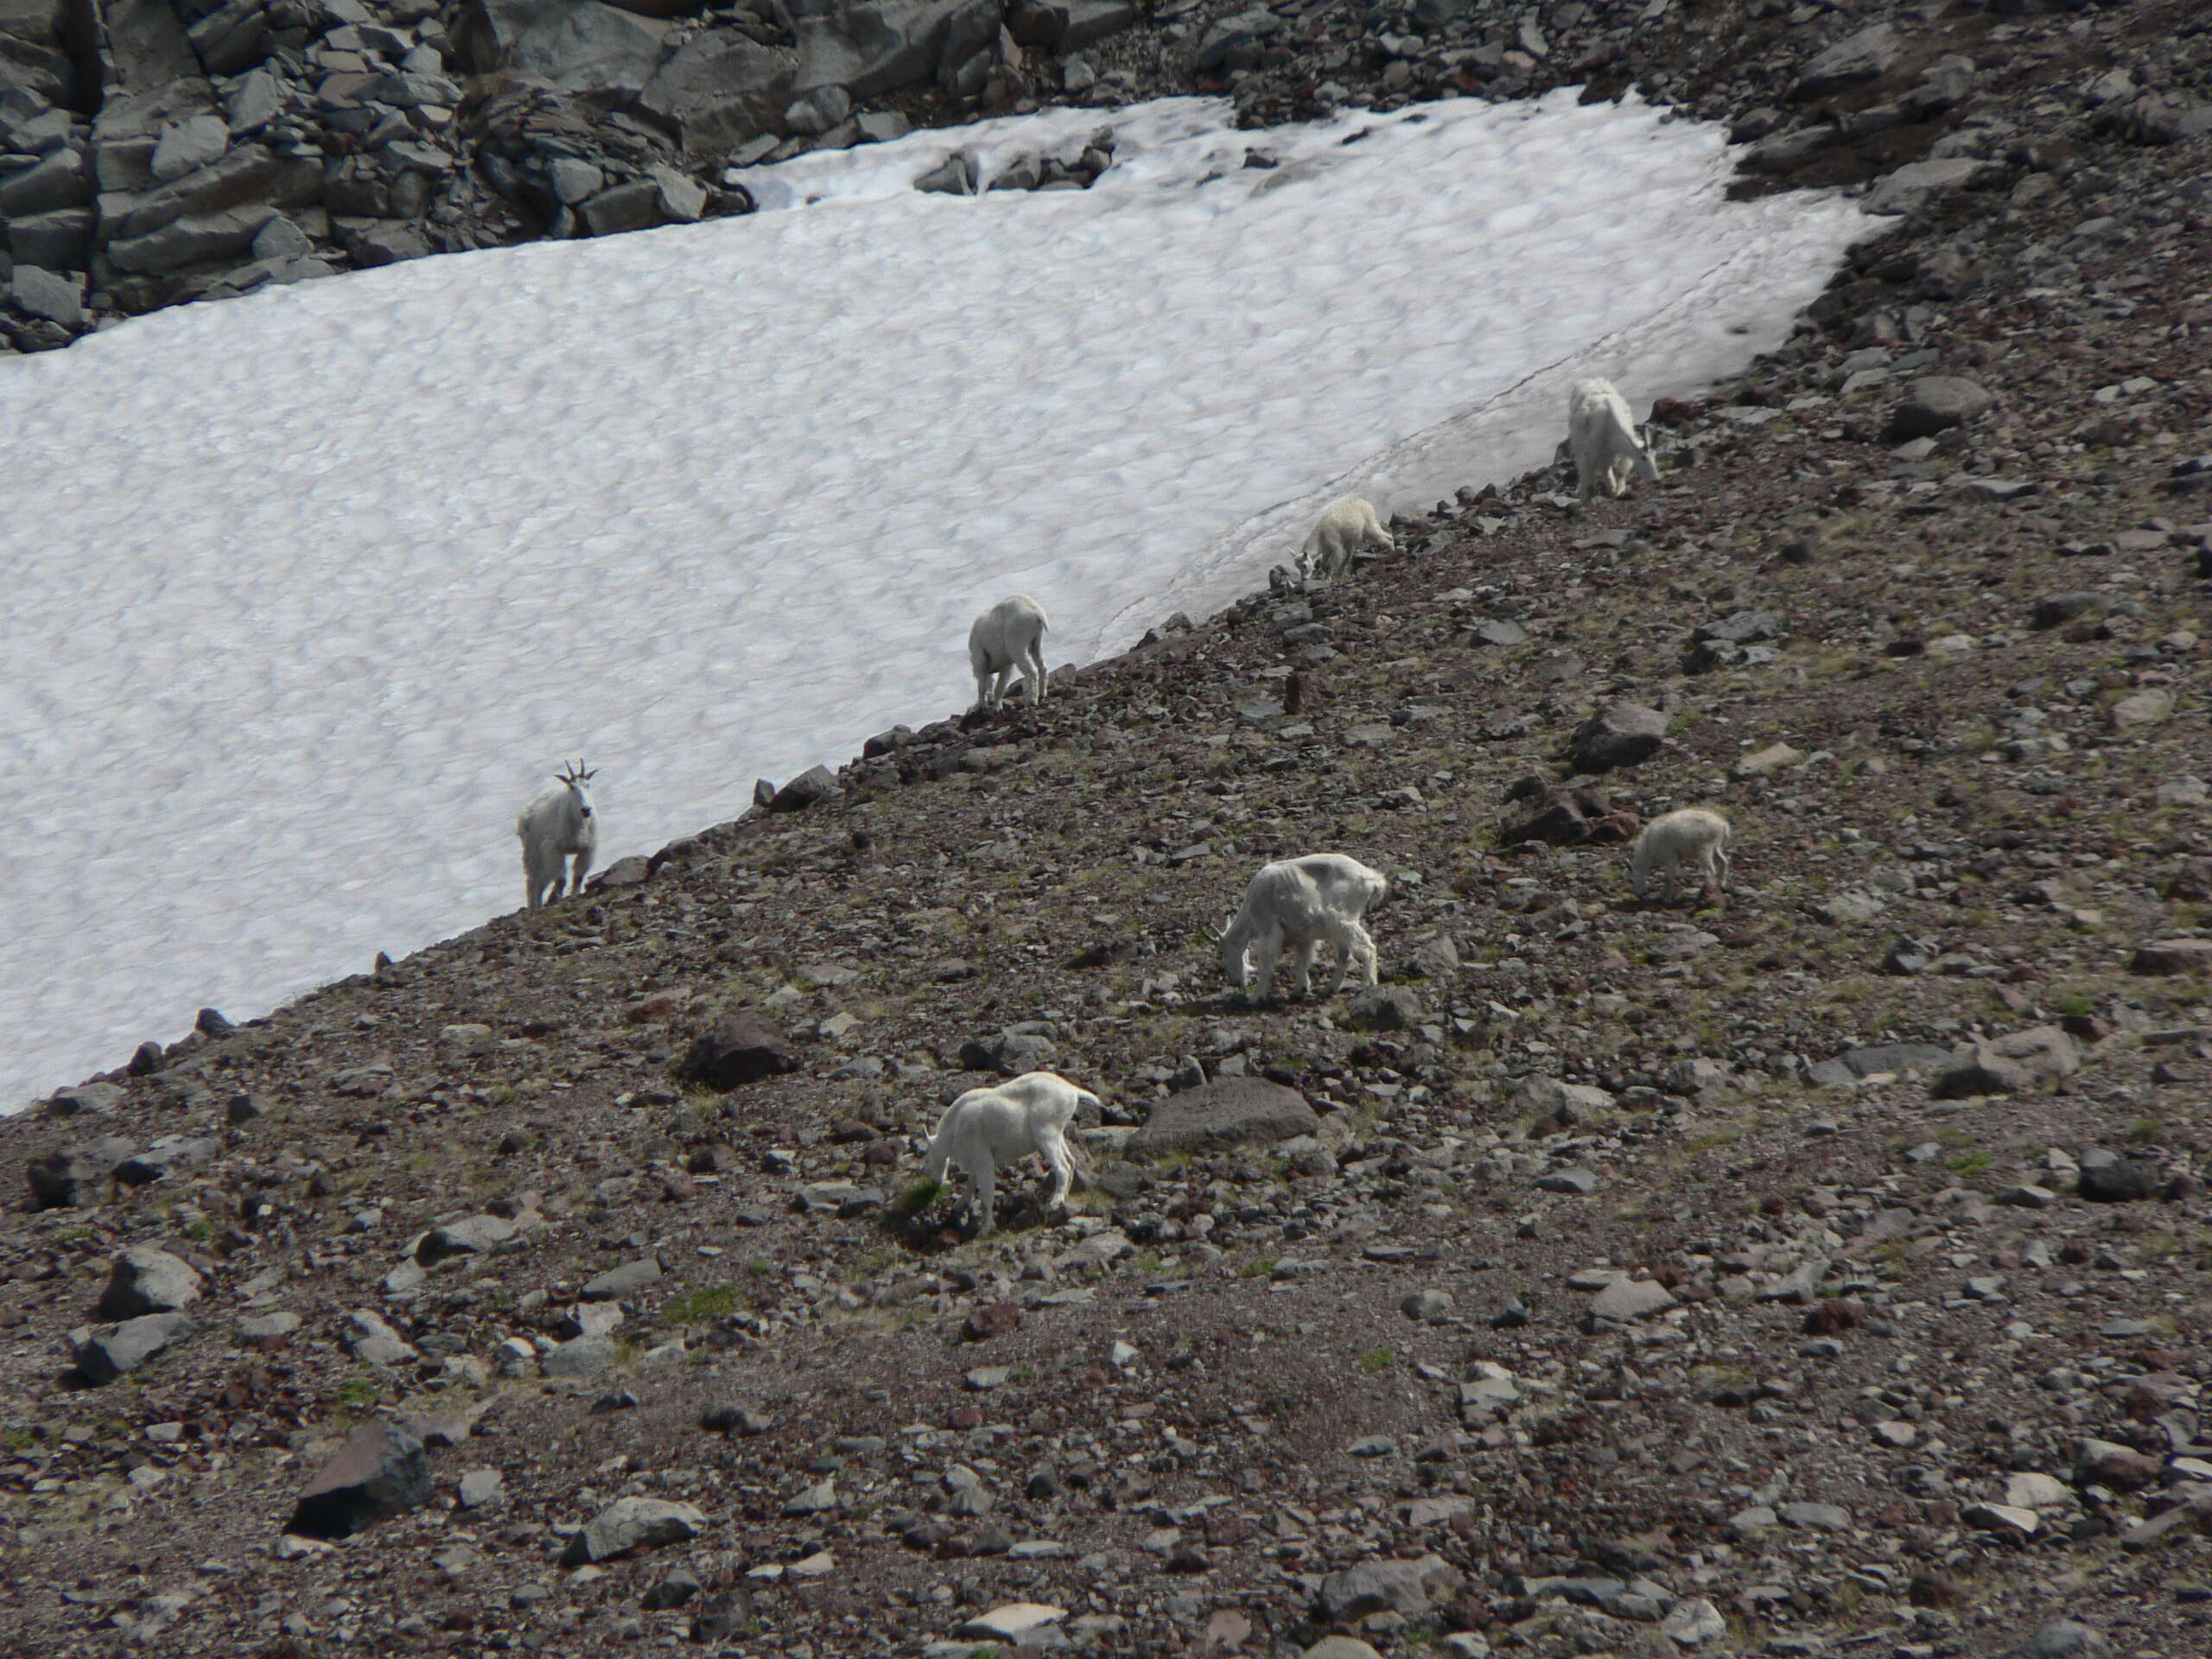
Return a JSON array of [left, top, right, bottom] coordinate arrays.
[[0, 91, 1869, 1109]]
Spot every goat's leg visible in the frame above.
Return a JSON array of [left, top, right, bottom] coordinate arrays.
[[1027, 643, 1047, 705], [1039, 1129, 1075, 1211], [568, 846, 594, 900], [1350, 920, 1380, 988], [972, 1156, 997, 1238], [1250, 926, 1282, 1000], [1289, 938, 1320, 1000]]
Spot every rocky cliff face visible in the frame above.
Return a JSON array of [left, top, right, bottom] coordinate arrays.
[[12, 0, 2207, 353]]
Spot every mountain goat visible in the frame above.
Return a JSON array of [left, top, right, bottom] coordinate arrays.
[[920, 1070, 1099, 1237], [1218, 853, 1389, 1000], [516, 760, 598, 910], [969, 594, 1051, 714], [1567, 378, 1662, 502], [1629, 808, 1732, 906], [1299, 497, 1395, 582]]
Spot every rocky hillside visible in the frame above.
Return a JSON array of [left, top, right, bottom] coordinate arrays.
[[5, 2, 2212, 1657], [10, 0, 2210, 352]]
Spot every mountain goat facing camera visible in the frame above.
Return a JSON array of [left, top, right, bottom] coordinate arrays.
[[1219, 853, 1389, 1000], [1567, 377, 1662, 502], [1300, 497, 1395, 582], [517, 760, 598, 910], [1630, 807, 1732, 905], [969, 594, 1050, 713], [920, 1070, 1099, 1237]]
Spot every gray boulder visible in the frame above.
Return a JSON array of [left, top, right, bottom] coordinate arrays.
[[1128, 1077, 1319, 1159], [2075, 1149, 2156, 1204], [1795, 23, 1905, 97], [582, 1257, 663, 1300], [1886, 376, 1994, 441], [95, 1245, 204, 1319], [681, 1010, 800, 1089], [793, 0, 1000, 100], [958, 1027, 1058, 1073], [456, 0, 670, 99], [642, 29, 797, 158], [107, 202, 278, 273], [1803, 1040, 1951, 1086], [7, 207, 93, 270], [563, 1496, 707, 1564], [0, 144, 87, 215], [1317, 1553, 1463, 1619], [288, 1421, 433, 1538], [111, 1135, 218, 1185], [1007, 0, 1133, 50], [1864, 157, 1989, 216], [1567, 701, 1669, 772], [1931, 1024, 2079, 1099], [1994, 1624, 2113, 1659], [416, 1213, 518, 1264], [73, 1312, 196, 1382], [25, 1135, 135, 1208]]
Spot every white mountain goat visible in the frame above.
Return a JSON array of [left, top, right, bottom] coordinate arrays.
[[1629, 808, 1733, 905], [1218, 853, 1389, 1000], [968, 594, 1051, 714], [516, 760, 599, 910], [920, 1070, 1100, 1237], [1567, 377, 1662, 502], [1299, 497, 1395, 582]]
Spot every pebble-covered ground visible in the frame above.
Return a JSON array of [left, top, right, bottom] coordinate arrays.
[[3, 3, 2211, 1659]]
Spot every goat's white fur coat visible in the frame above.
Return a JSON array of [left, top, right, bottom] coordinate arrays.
[[1221, 852, 1389, 999], [969, 594, 1051, 713], [921, 1070, 1098, 1236], [1630, 807, 1732, 903], [1299, 498, 1395, 582], [516, 772, 598, 910], [1567, 378, 1662, 502]]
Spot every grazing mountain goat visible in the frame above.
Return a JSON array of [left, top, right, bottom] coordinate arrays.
[[1299, 497, 1395, 582], [1218, 853, 1389, 1000], [1567, 377, 1662, 503], [1630, 808, 1733, 906], [969, 594, 1051, 714], [516, 760, 599, 910], [921, 1070, 1100, 1237]]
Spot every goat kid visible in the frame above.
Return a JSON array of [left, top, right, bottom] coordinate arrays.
[[1567, 377, 1662, 503], [969, 594, 1051, 714], [920, 1070, 1099, 1237], [1218, 853, 1388, 1000], [517, 760, 598, 910], [1630, 807, 1732, 906], [1299, 497, 1395, 582]]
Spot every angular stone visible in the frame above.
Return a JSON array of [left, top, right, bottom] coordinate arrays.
[[5, 207, 93, 270], [2132, 938, 2212, 976], [793, 0, 997, 100], [582, 1257, 662, 1300], [345, 1308, 417, 1366], [1589, 1278, 1675, 1321], [957, 1603, 1066, 1642], [1567, 701, 1669, 772], [7, 263, 83, 326], [95, 1245, 203, 1319], [237, 1310, 303, 1348], [680, 1011, 800, 1089], [0, 145, 88, 215], [1317, 1554, 1462, 1619], [1128, 1077, 1319, 1159], [580, 178, 660, 237], [288, 1421, 432, 1538], [642, 28, 796, 158], [73, 1312, 196, 1383], [111, 1135, 217, 1185], [540, 1333, 618, 1377], [768, 764, 837, 811], [149, 113, 228, 183], [1865, 158, 1990, 216], [1342, 985, 1425, 1031], [957, 1027, 1057, 1073], [457, 0, 670, 99], [107, 201, 276, 273], [1995, 1623, 2113, 1659], [25, 1136, 134, 1208], [417, 1213, 519, 1263], [562, 1496, 707, 1564], [1796, 22, 1906, 96], [2075, 1153, 2156, 1204], [1931, 1024, 2079, 1098]]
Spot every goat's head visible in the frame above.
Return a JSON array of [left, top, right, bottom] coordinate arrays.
[[556, 760, 598, 817], [1212, 917, 1247, 986]]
